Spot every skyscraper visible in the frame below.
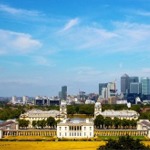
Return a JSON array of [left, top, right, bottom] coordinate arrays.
[[61, 86, 67, 100], [99, 83, 107, 95], [141, 77, 150, 95], [130, 82, 141, 94], [121, 74, 129, 94], [129, 76, 139, 83]]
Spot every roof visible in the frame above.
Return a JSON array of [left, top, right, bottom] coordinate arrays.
[[57, 118, 94, 126], [20, 109, 60, 118], [138, 120, 150, 128], [0, 121, 16, 127], [100, 110, 139, 117]]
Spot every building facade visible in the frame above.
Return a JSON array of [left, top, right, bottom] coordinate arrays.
[[94, 102, 139, 120], [99, 83, 107, 96], [61, 86, 67, 100], [57, 118, 94, 138], [130, 82, 141, 94], [141, 77, 150, 95], [121, 74, 129, 95]]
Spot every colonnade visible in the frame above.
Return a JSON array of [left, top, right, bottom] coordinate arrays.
[[3, 130, 56, 137], [94, 129, 147, 136], [2, 129, 148, 138]]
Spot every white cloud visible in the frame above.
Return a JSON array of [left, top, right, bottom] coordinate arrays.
[[0, 4, 42, 16], [0, 29, 42, 54], [135, 10, 150, 17], [70, 66, 104, 82], [32, 56, 55, 66], [61, 18, 79, 32], [56, 21, 150, 54]]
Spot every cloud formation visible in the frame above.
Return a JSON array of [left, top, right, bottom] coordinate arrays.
[[61, 18, 79, 32], [0, 29, 42, 54], [0, 4, 42, 16]]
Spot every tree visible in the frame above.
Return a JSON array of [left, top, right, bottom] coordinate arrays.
[[121, 119, 129, 129], [37, 120, 47, 129], [97, 135, 150, 150], [113, 117, 121, 129], [104, 117, 112, 129], [47, 117, 56, 128], [32, 120, 37, 128], [18, 119, 29, 129], [130, 119, 137, 129], [67, 105, 76, 115], [94, 115, 104, 129]]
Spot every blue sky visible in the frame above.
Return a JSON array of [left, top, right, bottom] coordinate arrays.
[[0, 0, 150, 96]]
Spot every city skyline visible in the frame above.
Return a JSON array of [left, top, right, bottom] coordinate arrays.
[[0, 0, 150, 96]]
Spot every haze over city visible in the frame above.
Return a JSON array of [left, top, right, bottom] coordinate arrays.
[[0, 0, 150, 96]]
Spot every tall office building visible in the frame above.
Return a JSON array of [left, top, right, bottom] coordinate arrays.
[[130, 83, 141, 94], [99, 83, 107, 95], [61, 86, 67, 100], [12, 96, 17, 104], [107, 82, 116, 98], [121, 74, 129, 94], [141, 77, 150, 95], [129, 77, 139, 83], [22, 96, 28, 104], [129, 76, 139, 94]]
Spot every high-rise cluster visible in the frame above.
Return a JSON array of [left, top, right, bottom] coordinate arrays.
[[99, 82, 116, 99], [121, 74, 150, 102]]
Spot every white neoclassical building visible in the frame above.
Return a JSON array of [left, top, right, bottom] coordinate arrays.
[[137, 119, 150, 138], [20, 101, 67, 128], [20, 109, 60, 128], [57, 118, 94, 138], [94, 102, 139, 120]]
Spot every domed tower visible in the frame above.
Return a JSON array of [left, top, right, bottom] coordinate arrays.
[[60, 100, 67, 118], [94, 102, 102, 118]]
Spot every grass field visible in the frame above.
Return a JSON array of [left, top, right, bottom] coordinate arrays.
[[0, 141, 105, 150], [1, 141, 150, 150], [98, 135, 147, 141]]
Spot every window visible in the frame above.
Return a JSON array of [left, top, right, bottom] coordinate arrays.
[[59, 132, 61, 136], [65, 127, 67, 130], [65, 132, 67, 136], [90, 132, 92, 136], [90, 127, 92, 130], [84, 132, 86, 136], [84, 127, 86, 130], [59, 127, 61, 130]]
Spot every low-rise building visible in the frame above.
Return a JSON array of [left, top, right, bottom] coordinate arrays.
[[94, 102, 139, 120], [57, 118, 94, 138], [0, 120, 18, 139], [137, 119, 150, 138], [20, 109, 60, 128]]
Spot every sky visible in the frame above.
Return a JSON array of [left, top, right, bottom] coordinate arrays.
[[0, 0, 150, 96]]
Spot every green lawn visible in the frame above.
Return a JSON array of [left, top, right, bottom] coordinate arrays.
[[98, 135, 147, 141]]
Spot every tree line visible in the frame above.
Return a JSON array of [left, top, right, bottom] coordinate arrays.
[[67, 104, 94, 115], [94, 115, 137, 129], [18, 117, 57, 129], [1, 103, 150, 121]]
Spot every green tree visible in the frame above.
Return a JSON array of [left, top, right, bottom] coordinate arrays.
[[94, 115, 104, 129], [130, 119, 137, 129], [18, 119, 29, 129], [32, 120, 37, 128], [37, 120, 47, 129], [97, 135, 150, 150], [67, 105, 76, 115], [47, 117, 56, 128], [113, 117, 121, 129], [104, 117, 112, 129]]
